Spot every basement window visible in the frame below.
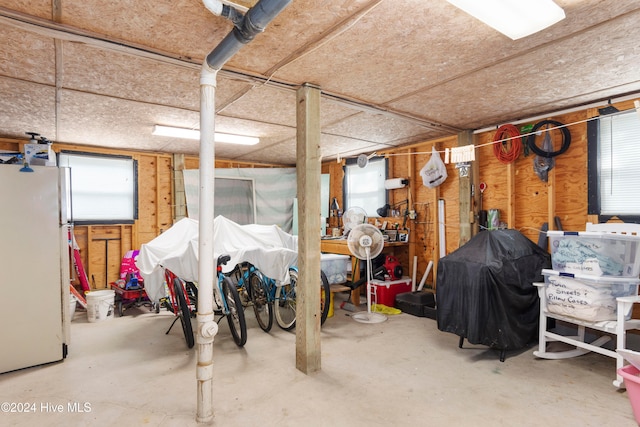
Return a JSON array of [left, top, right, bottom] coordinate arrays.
[[58, 151, 138, 224], [343, 157, 387, 217], [587, 109, 640, 222]]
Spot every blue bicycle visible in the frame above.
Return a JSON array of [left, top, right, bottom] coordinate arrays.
[[228, 262, 272, 331], [188, 254, 247, 346], [216, 254, 247, 346], [256, 267, 331, 332]]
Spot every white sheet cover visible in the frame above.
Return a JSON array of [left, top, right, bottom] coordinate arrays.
[[137, 216, 298, 302]]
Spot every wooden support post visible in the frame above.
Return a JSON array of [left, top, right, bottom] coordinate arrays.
[[173, 153, 187, 222], [506, 163, 516, 229], [407, 148, 416, 281], [155, 156, 161, 234], [547, 167, 556, 230], [432, 144, 442, 286], [295, 83, 322, 374], [458, 130, 474, 246], [471, 143, 480, 236]]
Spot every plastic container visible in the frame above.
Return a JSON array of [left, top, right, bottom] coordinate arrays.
[[86, 289, 115, 322], [542, 269, 640, 322], [327, 291, 334, 318], [320, 253, 350, 284], [369, 277, 412, 307], [618, 364, 640, 424], [69, 294, 77, 322], [547, 231, 640, 277]]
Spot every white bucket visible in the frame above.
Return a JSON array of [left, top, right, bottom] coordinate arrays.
[[69, 294, 77, 322], [86, 290, 115, 323]]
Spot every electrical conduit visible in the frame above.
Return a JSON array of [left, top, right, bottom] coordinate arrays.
[[197, 0, 291, 423]]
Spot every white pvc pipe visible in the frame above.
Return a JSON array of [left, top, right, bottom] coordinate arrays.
[[197, 0, 291, 421], [438, 199, 446, 258], [202, 0, 224, 15], [411, 255, 417, 292], [196, 62, 219, 424], [417, 260, 433, 291]]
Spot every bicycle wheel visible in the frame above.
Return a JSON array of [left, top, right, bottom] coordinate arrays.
[[222, 276, 247, 347], [173, 278, 194, 349], [249, 270, 273, 332], [320, 270, 331, 326], [274, 269, 297, 331], [186, 281, 198, 316]]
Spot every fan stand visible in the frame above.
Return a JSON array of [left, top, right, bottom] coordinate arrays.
[[352, 247, 387, 324]]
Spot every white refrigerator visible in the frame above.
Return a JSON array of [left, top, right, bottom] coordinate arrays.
[[0, 164, 70, 374]]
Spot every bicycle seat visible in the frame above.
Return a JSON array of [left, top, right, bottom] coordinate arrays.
[[217, 254, 231, 266]]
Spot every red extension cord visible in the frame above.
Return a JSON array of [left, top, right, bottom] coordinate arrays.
[[492, 124, 522, 164]]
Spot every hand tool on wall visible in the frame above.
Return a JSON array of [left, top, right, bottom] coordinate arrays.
[[478, 182, 487, 230]]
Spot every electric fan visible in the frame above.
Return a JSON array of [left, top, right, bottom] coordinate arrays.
[[347, 223, 387, 323], [342, 206, 367, 234]]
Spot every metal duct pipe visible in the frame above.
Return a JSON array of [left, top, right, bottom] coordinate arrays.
[[197, 0, 291, 423], [206, 0, 292, 70]]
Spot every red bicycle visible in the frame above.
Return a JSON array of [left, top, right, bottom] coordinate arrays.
[[162, 268, 197, 348]]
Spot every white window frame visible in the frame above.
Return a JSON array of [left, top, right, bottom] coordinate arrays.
[[58, 151, 138, 224], [343, 157, 387, 218], [597, 110, 640, 218]]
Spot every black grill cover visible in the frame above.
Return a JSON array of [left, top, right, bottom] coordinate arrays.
[[436, 229, 550, 351]]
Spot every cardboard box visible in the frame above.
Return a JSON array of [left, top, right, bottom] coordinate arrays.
[[369, 276, 412, 307]]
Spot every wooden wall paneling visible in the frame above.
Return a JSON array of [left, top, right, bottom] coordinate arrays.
[[476, 131, 508, 231], [551, 111, 589, 231], [185, 155, 199, 170], [411, 148, 435, 288], [136, 154, 157, 245], [136, 154, 172, 244], [70, 225, 89, 288], [514, 156, 549, 242], [85, 225, 94, 288], [89, 226, 122, 289], [324, 160, 344, 229], [156, 155, 173, 234], [0, 139, 21, 151], [132, 217, 139, 252], [120, 225, 126, 257]]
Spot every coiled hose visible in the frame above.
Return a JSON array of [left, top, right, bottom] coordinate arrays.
[[526, 120, 571, 158], [493, 124, 522, 164]]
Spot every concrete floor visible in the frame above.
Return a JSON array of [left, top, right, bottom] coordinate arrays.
[[1, 292, 639, 427]]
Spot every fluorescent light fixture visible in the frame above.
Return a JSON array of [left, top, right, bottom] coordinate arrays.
[[152, 125, 259, 145], [446, 0, 565, 40]]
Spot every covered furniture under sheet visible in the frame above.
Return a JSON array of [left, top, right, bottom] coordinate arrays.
[[137, 216, 299, 302], [436, 229, 550, 357]]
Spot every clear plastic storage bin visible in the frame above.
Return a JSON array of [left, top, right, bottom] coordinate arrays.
[[541, 269, 640, 322], [547, 231, 640, 277], [320, 253, 350, 284]]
